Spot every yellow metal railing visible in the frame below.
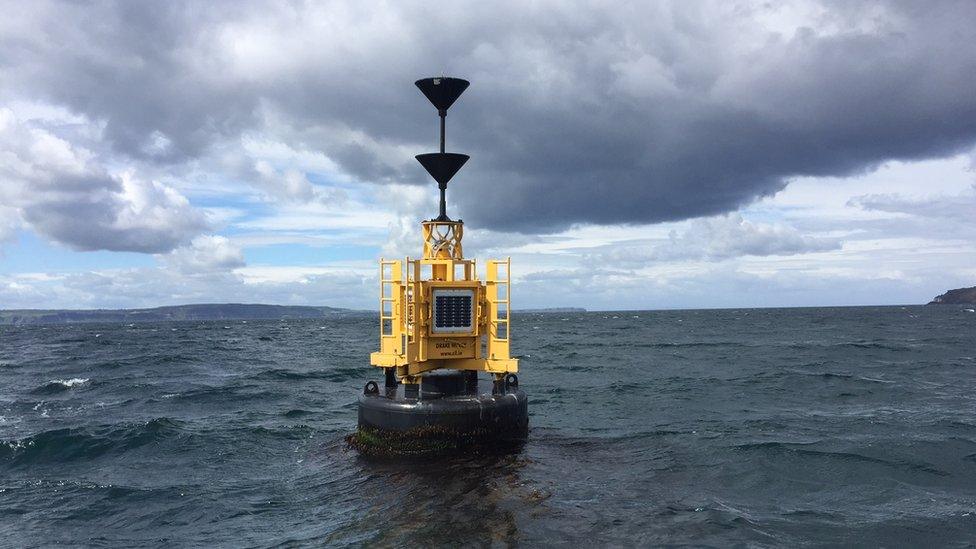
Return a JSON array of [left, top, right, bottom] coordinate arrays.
[[372, 252, 517, 375], [378, 259, 402, 356], [486, 257, 511, 360]]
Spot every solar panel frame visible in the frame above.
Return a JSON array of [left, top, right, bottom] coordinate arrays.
[[431, 288, 475, 333]]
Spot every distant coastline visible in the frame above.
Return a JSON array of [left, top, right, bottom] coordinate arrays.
[[0, 303, 362, 325], [0, 303, 593, 325], [7, 296, 975, 325], [928, 286, 976, 305], [517, 307, 587, 313]]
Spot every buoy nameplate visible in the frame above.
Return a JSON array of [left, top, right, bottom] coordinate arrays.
[[428, 338, 476, 359]]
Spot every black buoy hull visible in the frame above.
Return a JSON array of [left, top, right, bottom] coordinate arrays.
[[352, 374, 528, 456]]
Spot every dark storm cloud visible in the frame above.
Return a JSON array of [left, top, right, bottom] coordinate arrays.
[[3, 0, 976, 233]]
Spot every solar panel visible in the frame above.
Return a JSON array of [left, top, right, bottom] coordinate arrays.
[[432, 289, 474, 333]]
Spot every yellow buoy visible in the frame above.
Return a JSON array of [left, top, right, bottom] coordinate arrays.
[[352, 76, 527, 456]]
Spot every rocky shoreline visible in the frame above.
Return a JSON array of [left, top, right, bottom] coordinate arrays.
[[928, 286, 976, 305]]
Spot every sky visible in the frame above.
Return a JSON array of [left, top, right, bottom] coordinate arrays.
[[1, 0, 975, 311]]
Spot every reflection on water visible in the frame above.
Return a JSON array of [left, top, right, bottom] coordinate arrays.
[[331, 448, 532, 546]]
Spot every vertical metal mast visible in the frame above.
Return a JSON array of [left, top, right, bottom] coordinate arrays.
[[439, 108, 447, 220], [414, 77, 470, 222]]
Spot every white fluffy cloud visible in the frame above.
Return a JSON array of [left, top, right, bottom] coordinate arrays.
[[0, 205, 19, 244], [849, 188, 976, 221], [159, 235, 245, 274], [659, 214, 842, 260], [0, 265, 372, 310], [593, 214, 841, 266], [0, 109, 208, 253]]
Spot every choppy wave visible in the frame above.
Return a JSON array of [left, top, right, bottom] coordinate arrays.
[[250, 366, 364, 382], [0, 418, 182, 465], [31, 378, 90, 394], [1, 309, 974, 546], [737, 441, 951, 477]]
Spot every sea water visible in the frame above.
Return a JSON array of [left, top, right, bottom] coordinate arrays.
[[1, 306, 975, 546]]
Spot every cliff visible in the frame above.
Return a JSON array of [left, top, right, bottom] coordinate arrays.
[[928, 286, 976, 305]]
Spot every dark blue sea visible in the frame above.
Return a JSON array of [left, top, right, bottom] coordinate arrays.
[[2, 306, 975, 547]]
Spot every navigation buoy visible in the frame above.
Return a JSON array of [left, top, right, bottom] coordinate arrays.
[[350, 77, 528, 456]]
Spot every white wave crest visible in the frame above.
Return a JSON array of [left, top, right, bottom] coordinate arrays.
[[50, 378, 90, 388]]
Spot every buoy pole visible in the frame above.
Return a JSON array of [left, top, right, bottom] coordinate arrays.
[[438, 108, 448, 221]]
